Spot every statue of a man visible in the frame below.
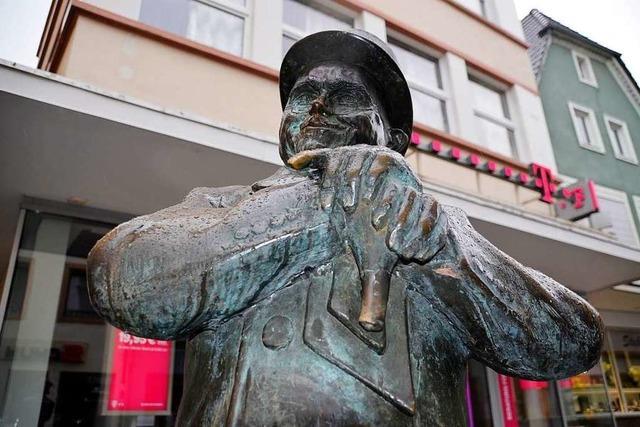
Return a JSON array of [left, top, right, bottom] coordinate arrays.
[[88, 30, 603, 426]]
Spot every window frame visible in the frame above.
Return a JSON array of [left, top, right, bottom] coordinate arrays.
[[568, 101, 605, 154], [190, 0, 252, 57], [572, 50, 598, 88], [387, 36, 449, 132], [468, 73, 517, 158], [592, 185, 640, 248], [603, 114, 638, 164], [633, 194, 640, 240], [281, 0, 354, 56]]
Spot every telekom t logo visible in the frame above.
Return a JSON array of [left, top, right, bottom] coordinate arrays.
[[529, 163, 556, 204]]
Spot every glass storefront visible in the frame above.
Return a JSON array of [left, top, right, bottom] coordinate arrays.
[[604, 328, 640, 427], [492, 367, 615, 427], [492, 328, 640, 427], [555, 327, 640, 427], [556, 362, 615, 426], [0, 210, 186, 426]]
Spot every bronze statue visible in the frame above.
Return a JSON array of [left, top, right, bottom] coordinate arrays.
[[87, 30, 603, 426]]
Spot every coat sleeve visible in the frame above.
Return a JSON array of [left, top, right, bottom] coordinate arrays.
[[87, 182, 339, 340], [407, 205, 604, 380]]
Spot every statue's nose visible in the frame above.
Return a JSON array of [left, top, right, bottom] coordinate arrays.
[[309, 96, 328, 116]]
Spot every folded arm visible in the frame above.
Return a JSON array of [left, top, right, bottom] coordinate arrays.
[[406, 206, 604, 380], [88, 180, 339, 340]]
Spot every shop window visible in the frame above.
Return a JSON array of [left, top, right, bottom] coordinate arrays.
[[469, 76, 517, 158], [589, 186, 640, 247], [492, 370, 565, 427], [556, 356, 616, 426], [282, 0, 353, 57], [605, 328, 640, 416], [0, 210, 186, 426], [604, 115, 638, 164], [140, 0, 249, 57], [572, 50, 598, 87], [389, 39, 449, 132], [568, 101, 605, 153]]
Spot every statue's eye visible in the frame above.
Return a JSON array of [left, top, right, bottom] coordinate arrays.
[[289, 92, 316, 111], [331, 93, 355, 106], [330, 91, 370, 112]]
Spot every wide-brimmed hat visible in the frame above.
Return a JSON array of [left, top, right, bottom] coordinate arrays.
[[279, 29, 413, 155]]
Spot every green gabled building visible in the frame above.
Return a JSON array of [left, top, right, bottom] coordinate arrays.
[[523, 10, 640, 426], [524, 9, 640, 249]]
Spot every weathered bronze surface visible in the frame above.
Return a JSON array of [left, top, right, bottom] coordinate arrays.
[[87, 30, 604, 426]]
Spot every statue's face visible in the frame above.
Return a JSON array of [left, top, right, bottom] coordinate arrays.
[[279, 63, 391, 162]]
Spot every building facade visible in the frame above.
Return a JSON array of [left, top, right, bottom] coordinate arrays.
[[523, 9, 640, 426], [0, 1, 639, 426]]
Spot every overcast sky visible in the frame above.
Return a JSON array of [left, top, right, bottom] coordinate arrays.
[[513, 0, 640, 81], [0, 0, 639, 82]]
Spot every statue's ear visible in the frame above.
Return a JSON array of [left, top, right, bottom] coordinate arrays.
[[387, 128, 409, 154]]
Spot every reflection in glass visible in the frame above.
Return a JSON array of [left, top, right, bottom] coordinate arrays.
[[0, 210, 186, 426], [470, 79, 509, 119], [476, 116, 515, 157], [411, 89, 448, 131], [608, 329, 640, 413], [282, 0, 352, 57], [187, 1, 244, 56], [389, 43, 441, 90], [283, 0, 351, 34], [557, 361, 616, 426]]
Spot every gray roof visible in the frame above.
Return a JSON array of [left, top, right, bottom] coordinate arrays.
[[521, 9, 638, 93], [521, 10, 550, 79]]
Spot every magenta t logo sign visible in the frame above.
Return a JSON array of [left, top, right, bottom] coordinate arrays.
[[529, 163, 556, 204]]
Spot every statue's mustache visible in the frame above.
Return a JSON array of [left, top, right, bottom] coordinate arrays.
[[301, 114, 346, 131]]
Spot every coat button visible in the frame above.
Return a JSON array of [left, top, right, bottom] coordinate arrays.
[[262, 316, 293, 350]]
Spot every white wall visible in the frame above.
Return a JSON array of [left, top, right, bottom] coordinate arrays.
[[491, 0, 525, 40], [508, 85, 558, 170], [250, 0, 284, 68]]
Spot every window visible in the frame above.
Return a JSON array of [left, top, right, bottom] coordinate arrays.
[[282, 0, 352, 57], [140, 0, 249, 57], [455, 0, 488, 17], [568, 101, 605, 153], [600, 328, 640, 413], [469, 77, 516, 157], [572, 50, 598, 87], [389, 40, 448, 132], [187, 0, 248, 56], [589, 186, 639, 247], [0, 210, 188, 425], [604, 115, 638, 164]]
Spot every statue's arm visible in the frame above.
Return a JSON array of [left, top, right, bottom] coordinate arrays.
[[407, 206, 604, 380], [87, 181, 338, 340]]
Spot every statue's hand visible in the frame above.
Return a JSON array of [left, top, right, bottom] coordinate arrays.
[[288, 145, 439, 262], [288, 145, 440, 331]]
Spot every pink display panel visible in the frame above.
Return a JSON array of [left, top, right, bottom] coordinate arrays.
[[497, 374, 519, 427], [103, 327, 173, 415]]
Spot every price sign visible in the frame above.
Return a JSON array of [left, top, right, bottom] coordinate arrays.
[[102, 327, 173, 415]]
